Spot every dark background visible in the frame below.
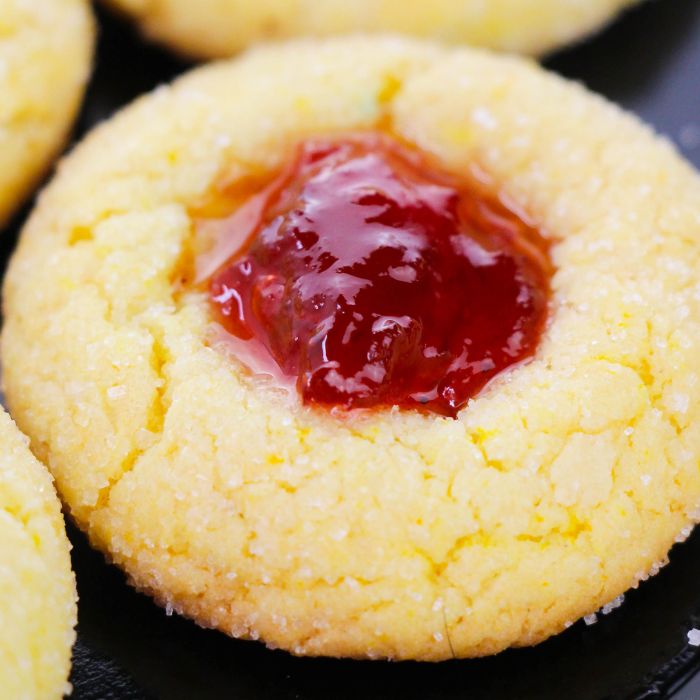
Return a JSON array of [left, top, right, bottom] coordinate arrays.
[[6, 1, 700, 697]]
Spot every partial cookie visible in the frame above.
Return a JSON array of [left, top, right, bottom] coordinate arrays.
[[0, 409, 77, 698], [0, 0, 94, 228], [103, 0, 639, 59], [4, 37, 700, 661]]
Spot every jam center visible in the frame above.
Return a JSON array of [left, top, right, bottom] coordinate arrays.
[[202, 134, 551, 417]]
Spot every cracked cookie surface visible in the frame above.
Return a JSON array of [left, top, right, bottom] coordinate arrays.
[[4, 37, 700, 660], [0, 409, 77, 698], [103, 0, 638, 59], [0, 0, 94, 229]]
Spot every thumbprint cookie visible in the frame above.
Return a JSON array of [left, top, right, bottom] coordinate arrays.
[[4, 37, 700, 660], [103, 0, 639, 59], [0, 0, 94, 228], [0, 409, 76, 698]]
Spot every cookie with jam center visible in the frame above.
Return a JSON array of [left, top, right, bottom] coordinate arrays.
[[0, 0, 94, 228], [0, 409, 77, 698], [4, 37, 700, 660], [102, 0, 639, 59]]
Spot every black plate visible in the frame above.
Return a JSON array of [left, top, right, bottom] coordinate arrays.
[[6, 2, 700, 698]]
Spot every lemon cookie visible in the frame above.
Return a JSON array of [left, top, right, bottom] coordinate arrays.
[[103, 0, 639, 59], [0, 409, 76, 698], [5, 37, 700, 661], [0, 0, 94, 228]]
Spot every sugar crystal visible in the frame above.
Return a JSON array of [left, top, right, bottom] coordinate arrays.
[[688, 628, 700, 646]]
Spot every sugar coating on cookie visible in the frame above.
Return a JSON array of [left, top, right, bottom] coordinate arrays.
[[4, 37, 700, 661], [0, 0, 94, 228], [0, 409, 77, 698], [103, 0, 638, 59]]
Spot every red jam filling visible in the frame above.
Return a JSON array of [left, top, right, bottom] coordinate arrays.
[[202, 134, 551, 417]]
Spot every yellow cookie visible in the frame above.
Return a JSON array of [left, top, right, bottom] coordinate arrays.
[[0, 0, 94, 228], [103, 0, 639, 59], [4, 37, 700, 661], [0, 409, 77, 698]]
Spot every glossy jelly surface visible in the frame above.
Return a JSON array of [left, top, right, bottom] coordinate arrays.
[[204, 134, 551, 417]]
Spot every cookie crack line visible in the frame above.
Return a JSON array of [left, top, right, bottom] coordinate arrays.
[[0, 500, 50, 542], [86, 318, 174, 524]]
